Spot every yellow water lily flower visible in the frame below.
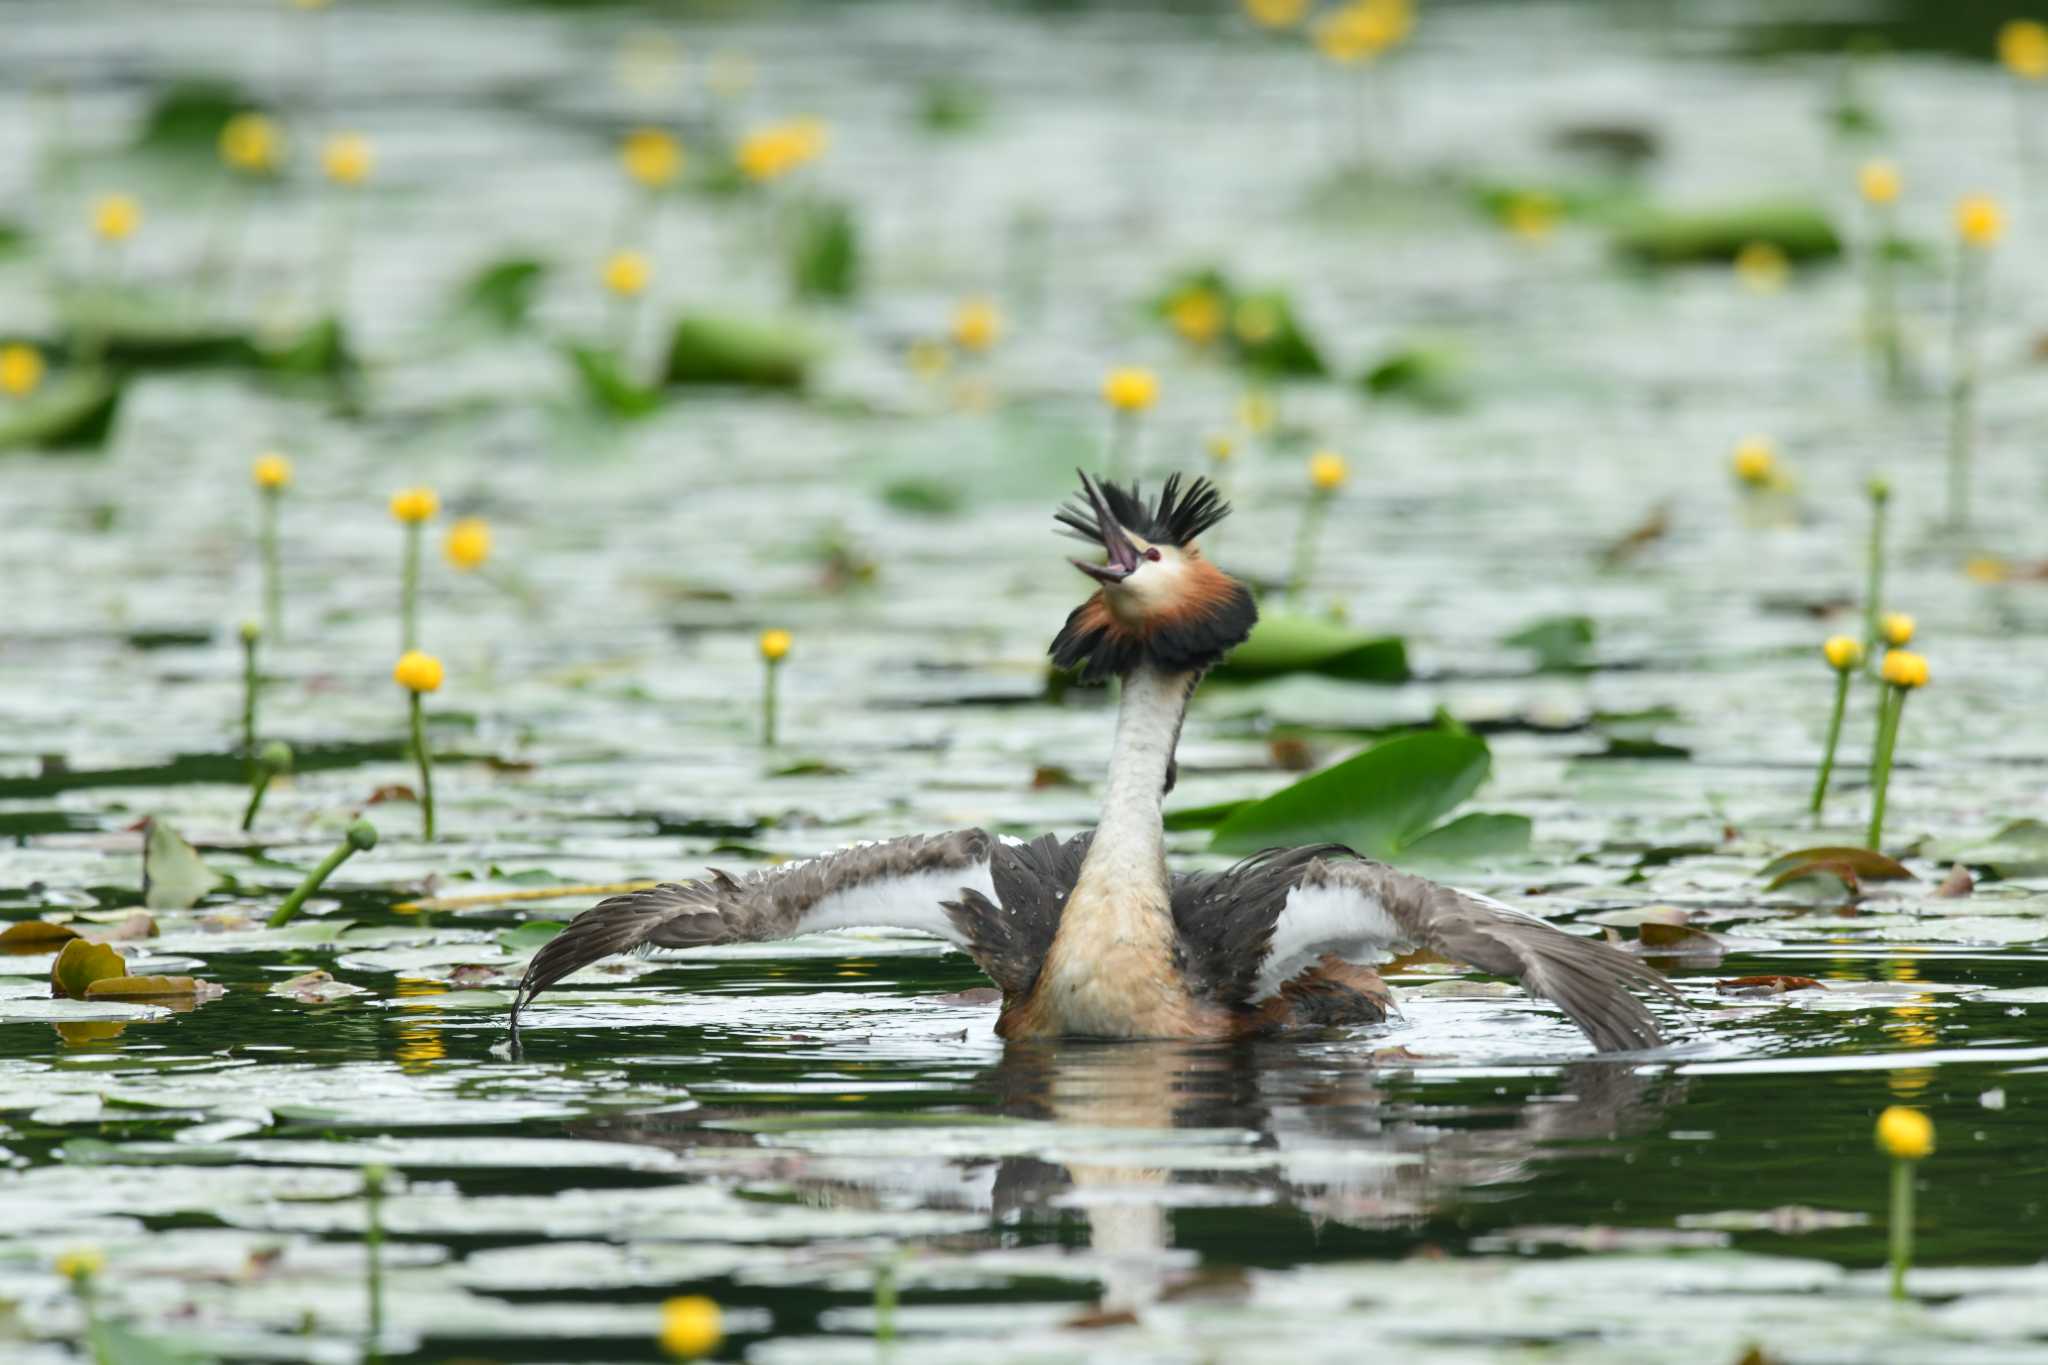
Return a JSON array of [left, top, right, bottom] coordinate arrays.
[[322, 133, 374, 186], [758, 628, 792, 663], [622, 128, 683, 188], [1308, 450, 1348, 492], [0, 343, 45, 397], [1880, 612, 1914, 647], [1880, 650, 1928, 689], [393, 650, 444, 693], [1822, 636, 1863, 671], [444, 518, 491, 571], [1955, 194, 2005, 248], [1858, 160, 1901, 206], [252, 453, 293, 490], [659, 1295, 723, 1357], [2000, 19, 2048, 80], [389, 487, 439, 524], [1101, 367, 1159, 412], [92, 194, 140, 242], [220, 112, 283, 173], [603, 250, 651, 297], [1875, 1105, 1933, 1159], [951, 297, 1002, 353], [1731, 435, 1778, 487]]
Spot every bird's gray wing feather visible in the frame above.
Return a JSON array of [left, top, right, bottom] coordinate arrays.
[[1256, 856, 1680, 1053], [510, 829, 995, 1036], [943, 831, 1092, 997]]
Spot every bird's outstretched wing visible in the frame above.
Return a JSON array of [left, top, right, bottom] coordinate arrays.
[[1211, 852, 1680, 1053], [508, 829, 995, 1037]]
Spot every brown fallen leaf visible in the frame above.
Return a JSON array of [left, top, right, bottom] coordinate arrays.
[[365, 784, 419, 806], [1599, 502, 1670, 568], [1716, 975, 1823, 994], [50, 940, 128, 998], [1268, 736, 1316, 771], [1935, 864, 1974, 899], [83, 911, 158, 943], [1636, 919, 1725, 956], [1063, 1308, 1139, 1331], [0, 919, 81, 953], [445, 964, 503, 989], [85, 975, 224, 1004]]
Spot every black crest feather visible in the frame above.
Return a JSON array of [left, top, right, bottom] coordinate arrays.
[[1055, 472, 1231, 550]]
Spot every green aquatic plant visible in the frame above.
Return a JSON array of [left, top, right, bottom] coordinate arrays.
[[241, 739, 293, 832], [1866, 649, 1928, 851], [394, 651, 442, 838], [759, 629, 791, 747], [1809, 636, 1863, 819], [1856, 161, 1905, 395], [238, 620, 262, 755], [1610, 198, 1840, 266], [1862, 477, 1890, 662], [320, 133, 373, 313], [1875, 1105, 1933, 1300], [1946, 195, 2003, 529], [1100, 366, 1157, 481], [270, 818, 378, 927]]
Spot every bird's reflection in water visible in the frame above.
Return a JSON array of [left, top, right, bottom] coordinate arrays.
[[588, 1040, 1679, 1315]]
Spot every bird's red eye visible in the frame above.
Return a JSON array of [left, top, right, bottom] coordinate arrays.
[[1144, 547, 1162, 561]]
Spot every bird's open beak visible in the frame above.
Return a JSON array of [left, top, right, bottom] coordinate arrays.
[[1070, 471, 1142, 585]]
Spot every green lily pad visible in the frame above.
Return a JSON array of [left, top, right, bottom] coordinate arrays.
[[1211, 731, 1498, 861], [1212, 614, 1408, 683], [567, 344, 663, 418], [1359, 342, 1470, 412], [1400, 812, 1533, 863], [497, 921, 567, 955], [663, 314, 818, 389], [1610, 198, 1841, 265], [0, 369, 124, 452], [1920, 820, 2048, 879], [59, 291, 261, 369], [1503, 614, 1596, 671], [454, 256, 549, 330], [142, 817, 222, 911], [51, 939, 128, 999]]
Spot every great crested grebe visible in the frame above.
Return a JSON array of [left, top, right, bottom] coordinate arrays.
[[510, 472, 1678, 1052]]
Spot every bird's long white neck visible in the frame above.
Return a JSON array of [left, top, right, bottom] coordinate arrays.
[[1078, 665, 1191, 894]]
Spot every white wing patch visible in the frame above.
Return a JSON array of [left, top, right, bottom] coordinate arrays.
[[795, 863, 996, 944], [1251, 881, 1406, 1002]]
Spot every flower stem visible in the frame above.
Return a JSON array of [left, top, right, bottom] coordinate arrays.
[[410, 691, 435, 840], [1866, 685, 1907, 851], [1809, 668, 1853, 819], [1287, 492, 1332, 602], [874, 1252, 899, 1345], [241, 630, 260, 756], [762, 660, 780, 748], [363, 1165, 386, 1362], [1866, 200, 1903, 397], [269, 836, 358, 928], [1862, 488, 1887, 665], [261, 488, 283, 640], [400, 522, 420, 652], [1889, 1156, 1914, 1301], [241, 769, 274, 832], [1946, 249, 1983, 530]]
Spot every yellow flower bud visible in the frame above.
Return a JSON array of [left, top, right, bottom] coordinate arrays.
[[0, 343, 45, 398], [758, 628, 792, 663], [1875, 1105, 1933, 1160], [1505, 191, 1560, 242], [622, 128, 683, 188], [54, 1248, 105, 1281], [2000, 19, 2048, 80], [1242, 0, 1310, 29], [1168, 289, 1225, 346], [1237, 390, 1275, 435], [219, 112, 283, 173], [444, 518, 491, 571], [1858, 159, 1901, 206], [92, 194, 140, 242], [1955, 194, 2005, 248], [1101, 366, 1158, 412], [1880, 612, 1914, 647], [1308, 450, 1348, 492], [1206, 432, 1235, 463], [1822, 635, 1863, 671], [393, 650, 444, 693], [1734, 240, 1789, 295], [603, 250, 651, 297], [322, 133, 374, 187], [1964, 555, 2009, 585], [252, 453, 293, 490], [951, 297, 1002, 353], [1731, 435, 1778, 487], [1880, 650, 1929, 690], [389, 487, 440, 524], [659, 1294, 723, 1358]]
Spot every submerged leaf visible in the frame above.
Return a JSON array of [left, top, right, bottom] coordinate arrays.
[[143, 817, 221, 910], [1211, 732, 1492, 860], [51, 939, 129, 999]]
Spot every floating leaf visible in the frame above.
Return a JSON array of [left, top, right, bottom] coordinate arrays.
[[270, 969, 373, 1004], [1716, 975, 1823, 994], [0, 919, 81, 952], [1213, 614, 1408, 683], [84, 975, 220, 1003], [454, 256, 548, 329], [0, 369, 124, 452], [1163, 798, 1250, 832], [663, 314, 818, 389], [1758, 846, 1913, 889], [142, 817, 221, 910], [498, 921, 568, 955], [1922, 819, 2048, 879], [1359, 342, 1469, 412], [1935, 864, 1974, 899], [1400, 812, 1533, 863], [1503, 614, 1595, 671], [567, 343, 663, 418], [1610, 198, 1841, 265], [51, 939, 128, 999], [1211, 732, 1493, 861], [1633, 920, 1725, 959]]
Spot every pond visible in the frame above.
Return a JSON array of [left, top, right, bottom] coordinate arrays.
[[4, 0, 2048, 1360]]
